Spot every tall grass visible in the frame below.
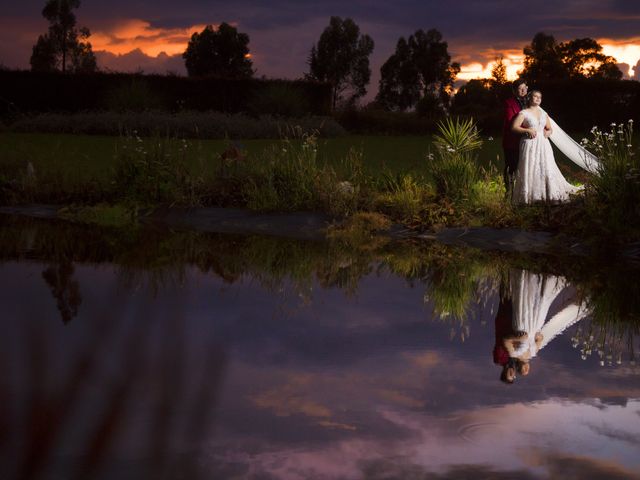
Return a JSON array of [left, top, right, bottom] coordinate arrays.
[[113, 131, 205, 205], [582, 120, 640, 239]]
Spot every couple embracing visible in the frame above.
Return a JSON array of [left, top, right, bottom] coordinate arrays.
[[501, 80, 596, 204]]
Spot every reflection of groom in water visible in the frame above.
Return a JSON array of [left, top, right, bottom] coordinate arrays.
[[502, 80, 528, 191], [493, 277, 529, 384]]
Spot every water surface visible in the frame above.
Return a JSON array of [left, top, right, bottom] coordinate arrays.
[[1, 216, 639, 479]]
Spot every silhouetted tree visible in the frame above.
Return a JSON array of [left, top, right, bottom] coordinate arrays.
[[306, 16, 374, 109], [560, 38, 622, 79], [376, 37, 420, 111], [521, 32, 621, 82], [491, 56, 508, 85], [376, 29, 460, 112], [183, 23, 254, 78], [30, 0, 97, 73], [520, 32, 567, 81]]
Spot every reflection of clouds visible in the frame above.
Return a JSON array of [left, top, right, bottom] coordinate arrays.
[[3, 259, 640, 479], [211, 400, 640, 479]]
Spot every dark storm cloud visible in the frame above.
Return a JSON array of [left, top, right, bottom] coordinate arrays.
[[3, 0, 640, 84]]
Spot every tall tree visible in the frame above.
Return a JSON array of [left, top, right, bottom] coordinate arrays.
[[376, 29, 459, 112], [183, 23, 254, 78], [30, 0, 97, 73], [559, 38, 622, 79], [376, 37, 420, 111], [520, 32, 622, 81], [491, 56, 507, 85], [306, 17, 374, 109], [521, 32, 567, 81]]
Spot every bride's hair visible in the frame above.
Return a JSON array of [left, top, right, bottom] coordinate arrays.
[[527, 90, 542, 106]]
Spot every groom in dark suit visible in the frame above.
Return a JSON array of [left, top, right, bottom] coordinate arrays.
[[502, 79, 528, 190]]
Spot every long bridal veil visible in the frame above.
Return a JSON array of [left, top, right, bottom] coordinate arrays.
[[539, 302, 590, 351], [548, 117, 601, 174]]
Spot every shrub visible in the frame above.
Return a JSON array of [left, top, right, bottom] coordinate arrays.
[[105, 78, 166, 112], [250, 82, 311, 117]]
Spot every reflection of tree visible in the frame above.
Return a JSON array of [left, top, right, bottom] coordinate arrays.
[[41, 261, 81, 324], [4, 293, 226, 480]]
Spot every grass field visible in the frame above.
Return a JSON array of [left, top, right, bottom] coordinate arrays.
[[0, 132, 506, 182]]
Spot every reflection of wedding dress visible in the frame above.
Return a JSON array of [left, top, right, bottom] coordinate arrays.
[[510, 270, 567, 358], [512, 109, 582, 204]]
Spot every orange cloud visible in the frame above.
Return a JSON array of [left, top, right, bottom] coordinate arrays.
[[600, 38, 640, 76], [91, 19, 211, 57], [457, 51, 525, 82]]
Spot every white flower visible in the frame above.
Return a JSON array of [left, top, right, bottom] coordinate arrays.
[[629, 119, 634, 123], [611, 122, 617, 127], [336, 181, 354, 195], [487, 136, 494, 141]]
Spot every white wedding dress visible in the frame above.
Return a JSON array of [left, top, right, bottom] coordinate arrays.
[[510, 270, 566, 359], [512, 109, 583, 204], [510, 269, 589, 359]]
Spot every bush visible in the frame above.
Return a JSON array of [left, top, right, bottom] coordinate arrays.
[[0, 70, 332, 115], [105, 78, 166, 112], [250, 82, 311, 117]]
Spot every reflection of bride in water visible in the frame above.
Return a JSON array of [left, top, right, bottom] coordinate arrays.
[[498, 270, 589, 384]]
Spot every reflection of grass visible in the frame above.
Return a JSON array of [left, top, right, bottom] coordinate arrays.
[[58, 203, 137, 228], [2, 214, 639, 338], [424, 247, 497, 323]]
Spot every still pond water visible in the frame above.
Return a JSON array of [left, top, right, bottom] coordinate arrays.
[[1, 215, 639, 480]]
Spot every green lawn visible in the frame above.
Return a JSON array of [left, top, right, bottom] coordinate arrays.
[[0, 132, 506, 181]]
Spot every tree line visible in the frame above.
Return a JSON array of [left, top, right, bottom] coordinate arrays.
[[30, 1, 626, 113]]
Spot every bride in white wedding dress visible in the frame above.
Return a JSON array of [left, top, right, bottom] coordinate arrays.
[[511, 90, 585, 204]]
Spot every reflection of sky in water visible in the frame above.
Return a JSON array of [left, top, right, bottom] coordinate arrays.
[[1, 262, 639, 479]]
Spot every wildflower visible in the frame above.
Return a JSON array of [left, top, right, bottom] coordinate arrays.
[[611, 122, 617, 127], [487, 136, 494, 141], [629, 119, 634, 124]]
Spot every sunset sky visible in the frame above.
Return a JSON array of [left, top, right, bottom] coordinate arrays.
[[2, 0, 640, 98]]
